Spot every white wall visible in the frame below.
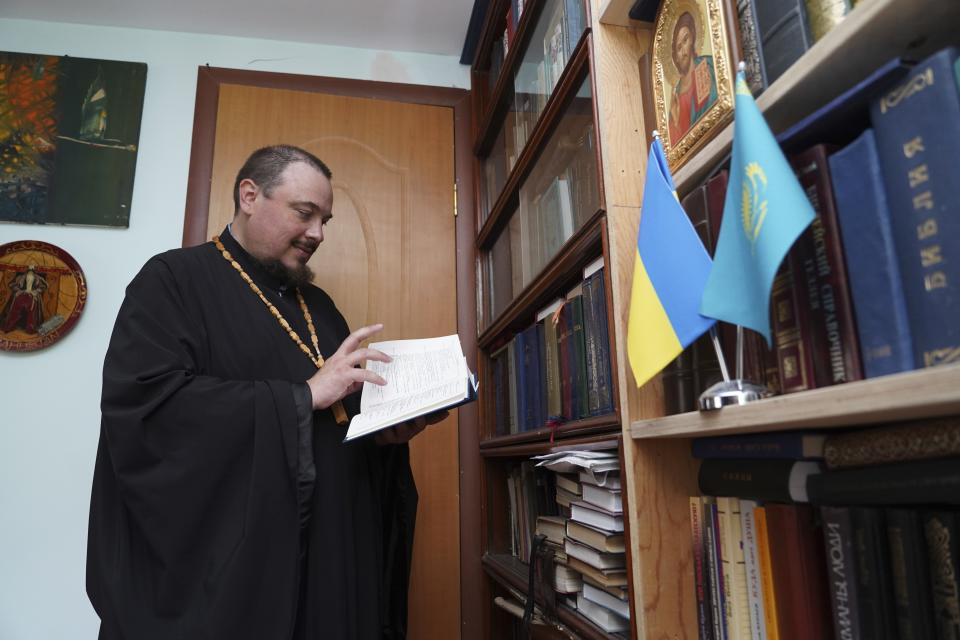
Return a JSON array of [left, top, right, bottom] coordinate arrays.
[[0, 18, 468, 639]]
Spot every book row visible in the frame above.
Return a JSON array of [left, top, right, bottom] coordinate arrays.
[[689, 497, 960, 640], [504, 457, 630, 634], [488, 261, 614, 436], [666, 47, 960, 413]]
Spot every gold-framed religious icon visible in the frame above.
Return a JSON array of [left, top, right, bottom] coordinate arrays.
[[0, 240, 87, 352], [652, 0, 736, 170]]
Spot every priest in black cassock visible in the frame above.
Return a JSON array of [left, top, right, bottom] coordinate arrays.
[[87, 145, 441, 639]]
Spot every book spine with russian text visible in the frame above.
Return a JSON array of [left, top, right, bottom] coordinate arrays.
[[791, 144, 864, 387], [870, 47, 960, 369], [828, 129, 915, 378], [691, 497, 716, 639], [820, 506, 861, 640], [923, 510, 960, 640]]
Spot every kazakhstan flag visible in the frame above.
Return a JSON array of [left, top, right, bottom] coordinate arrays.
[[627, 137, 715, 388], [700, 71, 815, 344]]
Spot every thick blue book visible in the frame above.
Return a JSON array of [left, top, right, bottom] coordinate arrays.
[[521, 323, 543, 431], [828, 129, 915, 378], [870, 47, 960, 369], [513, 328, 530, 432], [692, 430, 826, 460]]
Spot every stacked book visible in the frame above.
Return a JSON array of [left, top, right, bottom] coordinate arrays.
[[533, 448, 630, 634]]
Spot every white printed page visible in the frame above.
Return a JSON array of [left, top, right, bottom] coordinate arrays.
[[345, 335, 468, 440]]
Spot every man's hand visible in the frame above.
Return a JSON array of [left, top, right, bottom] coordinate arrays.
[[307, 324, 391, 410], [374, 410, 449, 445]]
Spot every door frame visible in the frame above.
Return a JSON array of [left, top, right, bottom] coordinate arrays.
[[182, 66, 482, 640]]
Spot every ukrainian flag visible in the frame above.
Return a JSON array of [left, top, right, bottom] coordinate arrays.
[[627, 137, 715, 388], [700, 71, 815, 343]]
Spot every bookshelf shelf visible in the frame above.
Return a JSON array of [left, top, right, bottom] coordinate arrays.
[[478, 212, 604, 350], [480, 427, 620, 455], [474, 0, 546, 155], [477, 36, 593, 248], [631, 364, 960, 439], [669, 0, 960, 195]]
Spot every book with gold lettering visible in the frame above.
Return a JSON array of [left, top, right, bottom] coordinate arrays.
[[870, 47, 960, 369]]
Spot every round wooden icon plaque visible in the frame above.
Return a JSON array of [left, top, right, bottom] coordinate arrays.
[[0, 240, 88, 352]]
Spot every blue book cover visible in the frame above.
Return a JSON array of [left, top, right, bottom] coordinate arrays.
[[692, 430, 826, 460], [522, 323, 543, 431], [828, 129, 915, 377], [870, 47, 960, 369], [591, 268, 614, 414], [513, 328, 529, 432], [535, 320, 547, 430]]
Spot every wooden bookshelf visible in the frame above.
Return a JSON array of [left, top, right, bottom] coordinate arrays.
[[581, 0, 960, 638], [464, 1, 634, 638], [631, 364, 960, 439], [651, 0, 960, 195]]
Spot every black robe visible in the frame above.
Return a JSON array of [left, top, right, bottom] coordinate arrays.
[[87, 229, 417, 639]]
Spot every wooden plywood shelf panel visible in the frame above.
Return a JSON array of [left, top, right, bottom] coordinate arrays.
[[631, 364, 960, 439]]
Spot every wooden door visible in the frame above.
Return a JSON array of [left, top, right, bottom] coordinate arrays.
[[204, 83, 460, 639]]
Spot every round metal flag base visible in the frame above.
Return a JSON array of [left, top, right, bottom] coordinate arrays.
[[698, 379, 771, 411]]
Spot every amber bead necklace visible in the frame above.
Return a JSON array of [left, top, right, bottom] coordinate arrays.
[[213, 235, 347, 425]]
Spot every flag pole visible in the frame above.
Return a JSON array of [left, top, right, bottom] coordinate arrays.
[[736, 325, 744, 380], [710, 326, 731, 383]]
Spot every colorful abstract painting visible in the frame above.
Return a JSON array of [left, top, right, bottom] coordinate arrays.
[[0, 52, 147, 227]]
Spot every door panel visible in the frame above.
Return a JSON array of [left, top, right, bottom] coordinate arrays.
[[205, 83, 460, 639]]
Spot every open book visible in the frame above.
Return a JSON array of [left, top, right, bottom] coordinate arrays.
[[344, 334, 478, 442]]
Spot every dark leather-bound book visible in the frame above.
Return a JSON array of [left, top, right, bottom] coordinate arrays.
[[823, 417, 960, 470], [536, 320, 548, 429], [871, 47, 960, 370], [771, 257, 817, 393], [765, 504, 833, 640], [850, 508, 898, 640], [568, 295, 589, 420], [790, 144, 864, 387], [581, 272, 602, 415], [808, 457, 960, 506], [590, 268, 614, 414], [521, 323, 543, 431], [491, 345, 511, 437], [513, 328, 530, 431], [737, 0, 769, 95], [697, 459, 821, 503], [886, 508, 936, 640], [820, 506, 861, 640], [923, 510, 960, 639], [755, 0, 814, 85], [557, 302, 574, 420], [829, 130, 915, 378]]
